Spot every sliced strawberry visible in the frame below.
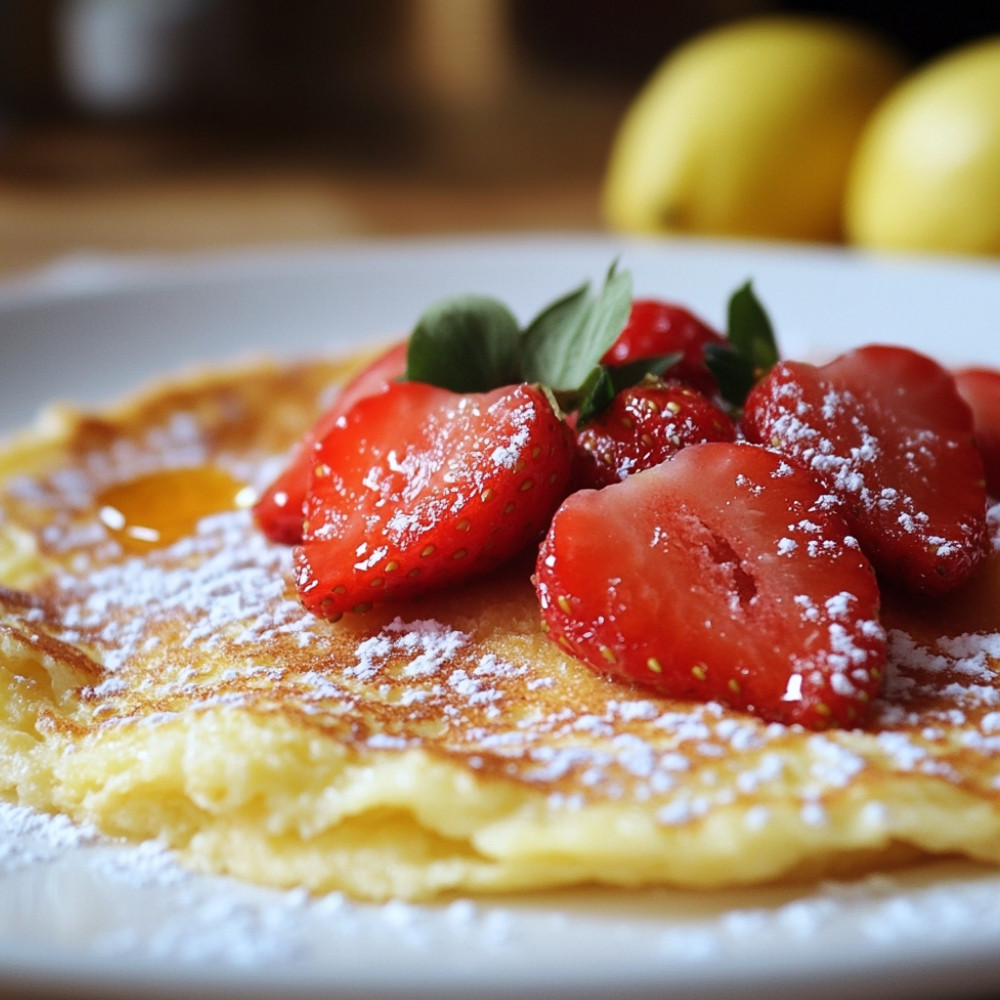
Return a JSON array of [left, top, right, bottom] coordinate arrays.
[[574, 378, 736, 489], [602, 298, 726, 394], [295, 381, 574, 619], [535, 441, 886, 729], [254, 340, 408, 544], [954, 367, 1000, 498], [742, 345, 988, 595]]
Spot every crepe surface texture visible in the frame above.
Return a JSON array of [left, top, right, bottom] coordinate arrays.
[[2, 354, 1000, 902]]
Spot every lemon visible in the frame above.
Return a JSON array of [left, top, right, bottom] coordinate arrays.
[[603, 16, 907, 241], [845, 35, 1000, 256]]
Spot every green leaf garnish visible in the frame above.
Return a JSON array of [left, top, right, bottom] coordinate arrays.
[[574, 366, 617, 427], [608, 351, 684, 395], [706, 281, 780, 409], [520, 262, 633, 391], [402, 263, 633, 404], [727, 281, 779, 376], [406, 295, 521, 392], [703, 343, 757, 409], [573, 351, 683, 426], [401, 266, 778, 423]]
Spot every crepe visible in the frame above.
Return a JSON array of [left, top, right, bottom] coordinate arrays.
[[2, 353, 1000, 902]]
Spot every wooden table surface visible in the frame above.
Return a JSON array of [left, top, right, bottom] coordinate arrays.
[[0, 82, 621, 278]]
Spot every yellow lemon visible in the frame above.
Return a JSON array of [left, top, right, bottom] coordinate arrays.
[[603, 17, 907, 241], [845, 35, 1000, 256]]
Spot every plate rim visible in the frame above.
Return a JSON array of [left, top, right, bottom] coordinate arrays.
[[4, 233, 1000, 1000]]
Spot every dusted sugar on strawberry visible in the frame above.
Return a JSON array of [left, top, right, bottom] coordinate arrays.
[[742, 345, 988, 596], [535, 441, 886, 729], [574, 378, 736, 489], [295, 381, 574, 619]]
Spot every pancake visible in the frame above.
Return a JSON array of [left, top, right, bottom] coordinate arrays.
[[2, 352, 1000, 902]]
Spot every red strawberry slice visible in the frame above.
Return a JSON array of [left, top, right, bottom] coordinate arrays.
[[535, 441, 886, 729], [954, 367, 1000, 498], [255, 340, 408, 544], [602, 298, 726, 394], [742, 345, 988, 595], [574, 378, 736, 489], [295, 380, 574, 619]]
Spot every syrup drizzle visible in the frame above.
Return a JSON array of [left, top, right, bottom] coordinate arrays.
[[96, 467, 253, 554]]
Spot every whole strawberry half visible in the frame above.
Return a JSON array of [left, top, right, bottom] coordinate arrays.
[[954, 367, 1000, 498], [535, 441, 886, 729], [574, 378, 736, 489], [742, 345, 988, 595], [254, 340, 408, 544], [295, 380, 574, 619]]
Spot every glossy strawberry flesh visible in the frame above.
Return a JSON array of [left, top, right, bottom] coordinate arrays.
[[296, 381, 574, 619], [743, 345, 987, 595], [536, 442, 886, 729], [955, 367, 1000, 498], [602, 299, 726, 394], [574, 379, 735, 489], [254, 341, 408, 544]]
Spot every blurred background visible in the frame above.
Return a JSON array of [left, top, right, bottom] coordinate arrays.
[[0, 0, 997, 276]]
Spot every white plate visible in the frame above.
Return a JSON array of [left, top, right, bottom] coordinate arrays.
[[3, 234, 1000, 1000]]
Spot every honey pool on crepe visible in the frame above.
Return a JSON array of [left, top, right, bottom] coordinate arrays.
[[2, 352, 1000, 902]]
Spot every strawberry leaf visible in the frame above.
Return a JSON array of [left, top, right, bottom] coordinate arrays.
[[574, 352, 684, 426], [703, 344, 757, 409], [520, 262, 633, 392], [705, 281, 780, 409], [406, 295, 522, 392], [609, 351, 685, 393], [574, 367, 617, 427], [727, 281, 779, 377]]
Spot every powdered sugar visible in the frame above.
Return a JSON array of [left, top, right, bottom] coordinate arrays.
[[6, 358, 1000, 994], [0, 801, 97, 873], [16, 496, 990, 822], [745, 357, 988, 600], [5, 795, 1000, 991]]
